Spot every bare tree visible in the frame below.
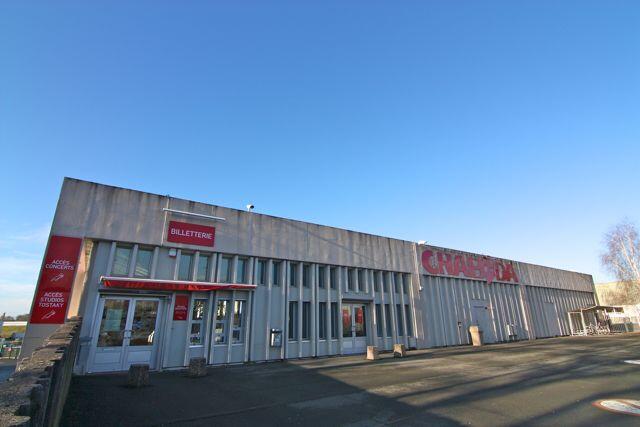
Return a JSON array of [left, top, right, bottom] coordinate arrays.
[[601, 219, 640, 303]]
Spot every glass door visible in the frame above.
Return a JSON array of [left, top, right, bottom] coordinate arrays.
[[89, 297, 162, 373], [341, 304, 368, 354]]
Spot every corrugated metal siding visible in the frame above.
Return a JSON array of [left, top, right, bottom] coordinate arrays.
[[524, 286, 595, 338], [420, 275, 529, 347], [516, 262, 594, 293]]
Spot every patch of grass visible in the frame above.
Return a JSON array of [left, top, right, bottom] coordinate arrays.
[[1, 325, 26, 339]]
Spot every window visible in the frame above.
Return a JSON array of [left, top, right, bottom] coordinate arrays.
[[272, 261, 281, 286], [373, 271, 381, 292], [214, 299, 230, 344], [302, 264, 310, 288], [330, 267, 337, 289], [257, 260, 267, 285], [402, 274, 409, 294], [237, 258, 247, 283], [288, 301, 298, 340], [232, 300, 246, 343], [112, 245, 132, 276], [385, 304, 392, 335], [394, 273, 402, 294], [396, 304, 404, 336], [289, 263, 298, 287], [319, 302, 327, 339], [189, 299, 207, 345], [375, 304, 383, 337], [383, 273, 389, 293], [197, 255, 210, 282], [405, 305, 413, 336], [302, 302, 311, 339], [357, 269, 364, 293], [134, 247, 153, 278], [318, 266, 325, 289], [178, 252, 194, 281], [330, 302, 338, 338], [219, 256, 232, 282], [346, 269, 353, 292]]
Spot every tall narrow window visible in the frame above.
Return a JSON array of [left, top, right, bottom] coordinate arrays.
[[402, 274, 409, 294], [289, 263, 298, 287], [214, 299, 230, 344], [302, 264, 310, 288], [219, 256, 232, 282], [396, 304, 404, 336], [330, 302, 338, 338], [197, 255, 210, 282], [178, 252, 194, 281], [319, 302, 327, 339], [346, 269, 353, 292], [375, 304, 383, 337], [134, 247, 153, 278], [373, 271, 380, 292], [357, 269, 364, 293], [330, 267, 337, 289], [405, 305, 413, 336], [189, 299, 207, 345], [288, 301, 298, 340], [385, 304, 392, 335], [257, 260, 266, 285], [232, 300, 246, 343], [394, 273, 402, 294], [237, 258, 247, 283], [383, 273, 389, 293], [112, 245, 132, 276], [318, 266, 325, 289], [272, 261, 281, 286], [302, 302, 311, 339]]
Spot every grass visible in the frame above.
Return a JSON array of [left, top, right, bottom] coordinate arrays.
[[1, 325, 26, 339]]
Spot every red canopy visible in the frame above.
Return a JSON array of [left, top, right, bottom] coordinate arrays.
[[100, 276, 257, 292]]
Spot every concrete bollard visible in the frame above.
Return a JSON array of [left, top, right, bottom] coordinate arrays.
[[469, 325, 483, 346], [188, 357, 207, 377], [366, 346, 379, 360], [127, 364, 149, 388], [393, 344, 406, 358]]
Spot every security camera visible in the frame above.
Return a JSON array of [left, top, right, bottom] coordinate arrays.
[[246, 204, 255, 211]]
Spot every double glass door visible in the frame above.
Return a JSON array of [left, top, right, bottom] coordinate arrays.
[[89, 296, 162, 373], [342, 304, 367, 354]]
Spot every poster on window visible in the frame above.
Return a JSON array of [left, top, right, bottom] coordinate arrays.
[[173, 295, 189, 320]]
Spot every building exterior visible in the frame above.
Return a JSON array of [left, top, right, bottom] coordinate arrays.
[[22, 178, 596, 374], [595, 281, 640, 329]]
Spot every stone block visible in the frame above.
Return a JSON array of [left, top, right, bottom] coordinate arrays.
[[188, 357, 207, 377], [366, 346, 379, 360], [393, 344, 406, 358], [469, 325, 483, 346], [127, 364, 149, 388]]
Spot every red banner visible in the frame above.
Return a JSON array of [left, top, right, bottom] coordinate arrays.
[[421, 249, 519, 284], [167, 221, 215, 247], [30, 235, 82, 324], [173, 295, 189, 320]]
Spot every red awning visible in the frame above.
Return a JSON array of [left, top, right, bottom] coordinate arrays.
[[100, 276, 257, 292]]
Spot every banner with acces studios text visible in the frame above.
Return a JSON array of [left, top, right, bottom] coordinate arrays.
[[30, 235, 83, 324]]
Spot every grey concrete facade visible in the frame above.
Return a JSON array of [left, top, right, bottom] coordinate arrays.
[[22, 178, 597, 373]]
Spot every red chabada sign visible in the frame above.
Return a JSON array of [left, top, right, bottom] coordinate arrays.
[[30, 235, 82, 324], [167, 221, 215, 247], [173, 295, 189, 321], [421, 249, 519, 284]]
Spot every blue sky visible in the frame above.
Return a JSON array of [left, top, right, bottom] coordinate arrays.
[[1, 2, 638, 316]]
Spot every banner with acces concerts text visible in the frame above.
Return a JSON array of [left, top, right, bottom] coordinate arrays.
[[30, 235, 83, 324]]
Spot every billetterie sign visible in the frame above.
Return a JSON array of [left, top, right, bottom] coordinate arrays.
[[421, 249, 519, 284], [167, 220, 215, 247]]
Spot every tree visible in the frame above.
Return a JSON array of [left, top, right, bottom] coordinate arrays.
[[601, 219, 640, 303]]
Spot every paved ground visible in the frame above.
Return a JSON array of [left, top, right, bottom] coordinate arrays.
[[0, 359, 17, 382], [61, 334, 640, 426]]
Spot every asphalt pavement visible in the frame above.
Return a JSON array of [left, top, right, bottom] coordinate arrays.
[[61, 334, 640, 426]]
